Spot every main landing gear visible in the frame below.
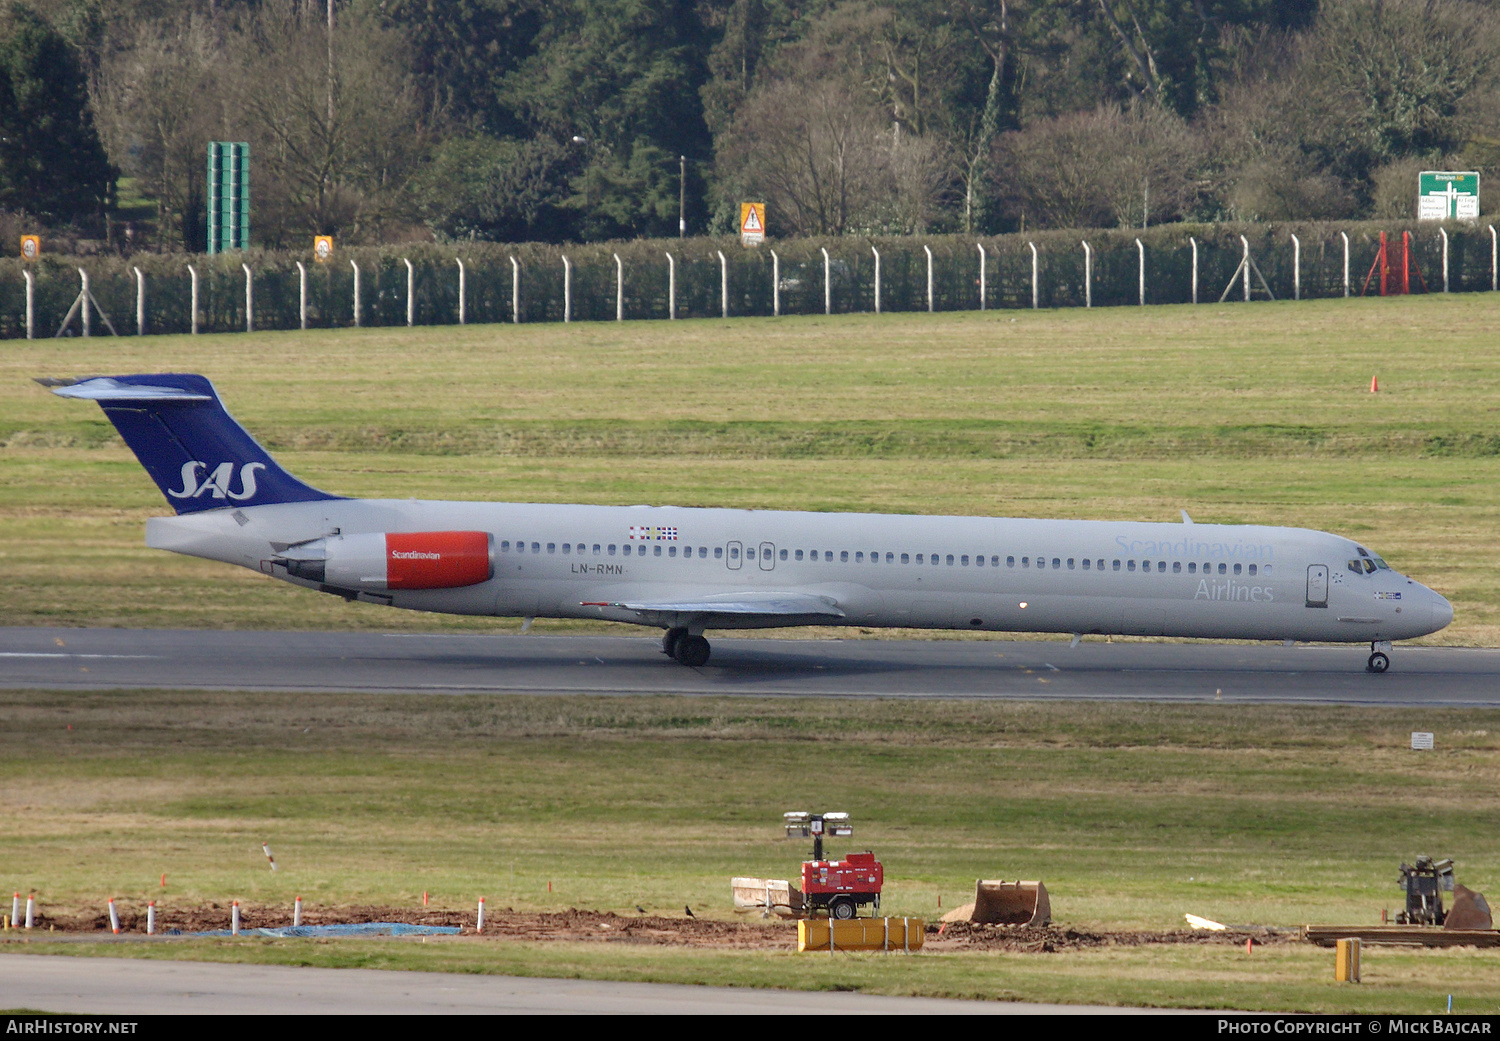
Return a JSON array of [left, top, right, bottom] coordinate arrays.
[[662, 626, 711, 667], [1367, 640, 1393, 674]]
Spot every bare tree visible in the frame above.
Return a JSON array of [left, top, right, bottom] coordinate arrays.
[[94, 14, 225, 250], [225, 0, 430, 245]]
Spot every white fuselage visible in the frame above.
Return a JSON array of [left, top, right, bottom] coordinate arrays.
[[146, 498, 1453, 645]]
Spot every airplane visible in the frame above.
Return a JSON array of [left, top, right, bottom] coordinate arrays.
[[44, 373, 1452, 674]]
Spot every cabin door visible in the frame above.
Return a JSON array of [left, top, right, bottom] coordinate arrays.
[[1306, 565, 1329, 608]]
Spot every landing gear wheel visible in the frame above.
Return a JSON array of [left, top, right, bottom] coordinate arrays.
[[662, 627, 687, 658], [1367, 651, 1390, 673], [829, 897, 857, 920], [674, 634, 711, 667]]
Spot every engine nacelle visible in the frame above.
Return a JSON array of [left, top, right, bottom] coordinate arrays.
[[281, 531, 493, 590]]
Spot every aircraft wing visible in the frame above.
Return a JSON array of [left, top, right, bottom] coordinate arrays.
[[582, 591, 845, 622]]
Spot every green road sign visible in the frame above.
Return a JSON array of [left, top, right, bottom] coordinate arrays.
[[208, 142, 250, 253], [1418, 171, 1480, 221]]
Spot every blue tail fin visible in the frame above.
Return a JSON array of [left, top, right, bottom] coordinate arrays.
[[45, 374, 341, 514]]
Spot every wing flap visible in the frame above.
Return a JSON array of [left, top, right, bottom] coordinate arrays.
[[582, 591, 844, 620]]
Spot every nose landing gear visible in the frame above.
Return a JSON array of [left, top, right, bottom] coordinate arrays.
[[1367, 640, 1393, 673]]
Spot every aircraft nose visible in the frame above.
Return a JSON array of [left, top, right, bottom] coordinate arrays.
[[1431, 590, 1454, 632]]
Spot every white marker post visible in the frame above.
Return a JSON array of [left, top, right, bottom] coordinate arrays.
[[242, 263, 253, 332], [231, 900, 240, 936], [872, 246, 881, 314], [108, 898, 120, 935], [1190, 237, 1199, 304], [1135, 238, 1145, 305], [1291, 234, 1301, 301], [477, 897, 486, 934], [23, 270, 34, 340], [405, 258, 415, 326], [771, 250, 781, 317], [976, 242, 986, 310], [25, 894, 34, 929], [562, 255, 572, 322], [822, 247, 832, 315], [11, 893, 18, 927], [456, 258, 466, 325], [1081, 241, 1093, 308], [350, 260, 361, 327], [296, 261, 308, 330], [294, 896, 303, 927], [1341, 231, 1351, 297], [924, 244, 934, 312], [134, 267, 146, 335], [189, 264, 199, 334], [1029, 241, 1039, 310], [614, 253, 624, 321], [147, 901, 155, 935], [263, 841, 278, 871], [510, 256, 521, 323], [665, 253, 676, 319], [718, 250, 729, 318]]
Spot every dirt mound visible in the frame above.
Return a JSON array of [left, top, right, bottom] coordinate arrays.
[[19, 904, 1300, 952]]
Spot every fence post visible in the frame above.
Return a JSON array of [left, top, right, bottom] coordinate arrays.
[[1491, 225, 1497, 291], [872, 246, 881, 314], [1081, 241, 1092, 308], [821, 247, 831, 315], [404, 258, 415, 326], [1029, 241, 1039, 309], [133, 267, 146, 335], [81, 269, 91, 336], [189, 264, 199, 334], [510, 256, 520, 323], [718, 249, 728, 318], [1190, 237, 1198, 304], [296, 261, 307, 329], [771, 250, 781, 317], [1135, 238, 1145, 305], [924, 244, 933, 312], [456, 258, 466, 325], [23, 269, 33, 339], [563, 255, 572, 323], [1240, 235, 1250, 302], [351, 260, 361, 327], [1440, 228, 1450, 293], [243, 263, 253, 332], [976, 242, 986, 310], [614, 253, 624, 321], [1291, 234, 1300, 301], [665, 253, 676, 319], [1341, 231, 1350, 297]]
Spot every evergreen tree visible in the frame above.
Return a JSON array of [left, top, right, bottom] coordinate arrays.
[[0, 2, 115, 225]]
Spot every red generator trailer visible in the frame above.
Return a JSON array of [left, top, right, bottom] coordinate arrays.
[[802, 851, 883, 920]]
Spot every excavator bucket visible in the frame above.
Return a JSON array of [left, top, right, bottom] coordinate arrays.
[[969, 880, 1051, 926], [1444, 885, 1493, 931]]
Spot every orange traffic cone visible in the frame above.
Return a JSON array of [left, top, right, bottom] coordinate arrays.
[[1371, 375, 1379, 393]]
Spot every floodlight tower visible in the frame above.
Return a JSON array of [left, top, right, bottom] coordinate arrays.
[[783, 811, 853, 862]]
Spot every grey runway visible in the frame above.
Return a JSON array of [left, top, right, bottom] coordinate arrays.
[[2, 627, 1497, 704], [1, 952, 1165, 1015]]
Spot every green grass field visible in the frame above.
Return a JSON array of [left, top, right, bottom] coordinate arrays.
[[4, 692, 1500, 1012], [3, 294, 1498, 639], [4, 296, 1500, 1010]]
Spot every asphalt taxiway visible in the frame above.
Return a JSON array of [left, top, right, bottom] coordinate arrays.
[[2, 627, 1496, 705]]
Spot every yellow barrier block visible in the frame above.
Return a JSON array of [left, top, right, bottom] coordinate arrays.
[[797, 917, 925, 952], [1335, 937, 1361, 982]]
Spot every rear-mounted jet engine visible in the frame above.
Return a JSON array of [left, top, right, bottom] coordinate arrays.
[[279, 531, 493, 590]]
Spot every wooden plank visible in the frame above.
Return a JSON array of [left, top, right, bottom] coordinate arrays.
[[1304, 925, 1500, 948]]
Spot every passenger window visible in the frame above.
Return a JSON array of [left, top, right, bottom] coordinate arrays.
[[500, 540, 510, 552], [795, 550, 803, 561], [730, 546, 740, 559], [668, 546, 677, 557], [1263, 564, 1272, 574], [1248, 564, 1256, 576], [1007, 556, 1015, 567], [1188, 562, 1196, 573], [1082, 558, 1091, 570], [961, 555, 969, 566], [916, 554, 924, 564], [593, 545, 601, 556], [1112, 560, 1121, 571], [1233, 563, 1241, 575], [607, 544, 616, 556], [562, 544, 571, 554], [1097, 559, 1104, 571], [1127, 560, 1136, 572], [855, 552, 864, 563], [715, 547, 723, 559], [1052, 558, 1060, 569], [532, 542, 541, 553], [781, 549, 788, 561], [1067, 558, 1074, 570], [900, 553, 910, 564], [992, 556, 1000, 567], [841, 551, 849, 562], [1218, 563, 1226, 574], [1173, 561, 1181, 573], [947, 554, 954, 565], [1022, 557, 1029, 568], [886, 552, 895, 563]]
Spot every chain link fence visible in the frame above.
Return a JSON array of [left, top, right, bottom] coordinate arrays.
[[2, 221, 1495, 340]]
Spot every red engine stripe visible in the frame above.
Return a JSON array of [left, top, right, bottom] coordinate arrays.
[[385, 532, 492, 590]]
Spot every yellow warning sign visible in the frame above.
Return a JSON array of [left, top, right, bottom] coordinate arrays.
[[314, 235, 334, 262], [19, 235, 40, 261], [739, 202, 766, 246]]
